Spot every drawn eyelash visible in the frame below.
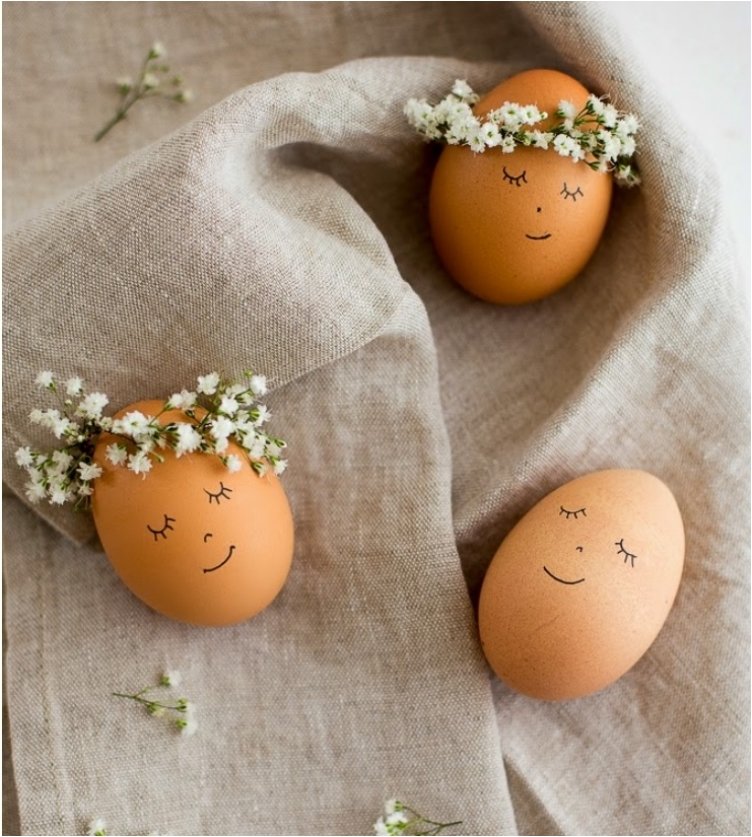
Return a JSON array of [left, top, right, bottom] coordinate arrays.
[[147, 514, 175, 542], [559, 506, 587, 520], [615, 538, 637, 567], [502, 166, 528, 187], [560, 183, 584, 201], [204, 481, 233, 504]]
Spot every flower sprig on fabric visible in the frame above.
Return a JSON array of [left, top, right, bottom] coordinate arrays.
[[374, 799, 462, 836], [112, 670, 197, 737], [404, 78, 640, 186], [95, 42, 193, 142], [15, 370, 287, 509]]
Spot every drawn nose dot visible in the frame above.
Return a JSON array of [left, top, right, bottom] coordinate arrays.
[[537, 207, 542, 213], [576, 546, 583, 552], [203, 533, 213, 543]]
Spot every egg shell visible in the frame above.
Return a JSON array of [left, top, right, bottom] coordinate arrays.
[[92, 400, 294, 627], [478, 470, 684, 700], [429, 68, 613, 304]]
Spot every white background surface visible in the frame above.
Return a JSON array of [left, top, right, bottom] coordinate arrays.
[[606, 1, 750, 295]]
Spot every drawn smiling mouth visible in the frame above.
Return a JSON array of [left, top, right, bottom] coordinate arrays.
[[526, 233, 552, 240], [203, 545, 236, 574], [543, 566, 585, 585]]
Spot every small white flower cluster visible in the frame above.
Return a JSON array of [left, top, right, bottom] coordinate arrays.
[[374, 799, 461, 836], [404, 79, 640, 186], [96, 42, 193, 141], [113, 670, 198, 737], [87, 818, 107, 837], [16, 370, 287, 510]]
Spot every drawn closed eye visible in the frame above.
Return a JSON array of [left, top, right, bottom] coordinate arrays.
[[147, 514, 175, 542], [559, 506, 587, 520], [615, 538, 637, 567], [502, 166, 528, 187], [560, 182, 584, 201], [204, 481, 233, 505]]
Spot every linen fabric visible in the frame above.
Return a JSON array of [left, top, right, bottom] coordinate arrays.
[[3, 3, 749, 835]]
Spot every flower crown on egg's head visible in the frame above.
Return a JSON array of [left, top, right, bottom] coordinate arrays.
[[15, 370, 288, 510], [404, 79, 641, 187]]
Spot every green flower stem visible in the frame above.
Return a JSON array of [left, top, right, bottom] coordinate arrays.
[[402, 808, 463, 836], [111, 691, 187, 713], [94, 94, 141, 142]]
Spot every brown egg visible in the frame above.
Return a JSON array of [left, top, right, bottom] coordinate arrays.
[[92, 400, 294, 627], [478, 470, 684, 700], [429, 69, 613, 304]]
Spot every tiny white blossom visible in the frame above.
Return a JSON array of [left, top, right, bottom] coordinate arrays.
[[142, 72, 160, 90], [451, 78, 478, 103], [174, 423, 203, 456], [161, 670, 181, 687], [601, 103, 618, 128], [65, 377, 84, 396], [76, 392, 109, 419], [77, 482, 94, 497], [167, 389, 198, 410], [51, 449, 73, 469], [35, 371, 54, 388], [197, 372, 220, 395], [500, 135, 516, 153], [106, 444, 128, 466], [386, 811, 408, 827], [384, 800, 401, 816], [553, 134, 578, 158], [557, 100, 577, 120], [219, 395, 240, 415], [617, 113, 639, 137], [51, 416, 72, 439], [226, 454, 243, 473], [249, 374, 268, 396], [254, 405, 271, 426], [128, 450, 153, 476], [530, 130, 551, 149], [78, 461, 103, 482], [587, 94, 605, 115], [273, 459, 288, 476], [115, 76, 133, 90], [467, 127, 486, 153], [522, 104, 545, 125], [480, 122, 501, 147], [374, 818, 389, 836], [25, 480, 47, 504], [15, 447, 34, 467], [29, 408, 44, 424], [176, 88, 194, 103], [210, 416, 235, 440], [116, 411, 151, 439], [250, 437, 267, 459], [87, 818, 107, 837], [150, 41, 166, 58], [50, 486, 72, 505]]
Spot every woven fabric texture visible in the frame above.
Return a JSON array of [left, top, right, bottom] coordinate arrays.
[[3, 3, 749, 835]]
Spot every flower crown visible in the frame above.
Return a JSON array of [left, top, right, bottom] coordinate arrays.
[[15, 370, 288, 509], [405, 79, 640, 187]]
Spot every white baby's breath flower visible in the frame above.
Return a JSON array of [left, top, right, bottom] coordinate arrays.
[[374, 818, 389, 836], [197, 372, 220, 395], [225, 454, 243, 473], [253, 405, 271, 426], [142, 72, 160, 90], [51, 449, 73, 469], [210, 416, 235, 440], [15, 447, 34, 467], [557, 99, 577, 120], [273, 459, 288, 476], [174, 423, 202, 456], [587, 94, 605, 115], [128, 449, 153, 476], [219, 395, 239, 415], [617, 113, 639, 137], [51, 416, 72, 440], [29, 408, 44, 424], [87, 818, 107, 837], [249, 374, 268, 396], [161, 669, 181, 687], [167, 389, 198, 410], [77, 482, 94, 497], [384, 800, 401, 816], [386, 811, 408, 827], [78, 461, 103, 482], [25, 480, 47, 504], [176, 88, 194, 103], [522, 104, 545, 125], [35, 371, 55, 389], [50, 485, 72, 505], [500, 135, 516, 153], [106, 443, 128, 466], [530, 130, 551, 149], [249, 437, 267, 459], [76, 391, 109, 419], [480, 122, 501, 147], [601, 103, 618, 128], [467, 127, 486, 153], [451, 78, 478, 103], [150, 41, 166, 58], [553, 134, 578, 158], [65, 376, 84, 396], [117, 411, 151, 438]]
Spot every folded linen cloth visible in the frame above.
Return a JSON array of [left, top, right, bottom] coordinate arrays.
[[3, 3, 749, 835]]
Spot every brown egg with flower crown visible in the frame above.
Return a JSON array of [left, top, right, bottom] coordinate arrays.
[[91, 397, 294, 627], [408, 69, 639, 304]]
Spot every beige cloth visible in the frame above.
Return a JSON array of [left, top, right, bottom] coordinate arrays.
[[3, 2, 749, 835]]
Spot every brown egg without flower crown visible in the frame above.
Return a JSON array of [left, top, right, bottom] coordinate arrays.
[[478, 470, 684, 700]]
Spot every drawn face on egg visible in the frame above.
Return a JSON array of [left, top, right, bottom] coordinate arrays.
[[92, 400, 294, 627], [429, 69, 614, 305], [478, 470, 685, 701]]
